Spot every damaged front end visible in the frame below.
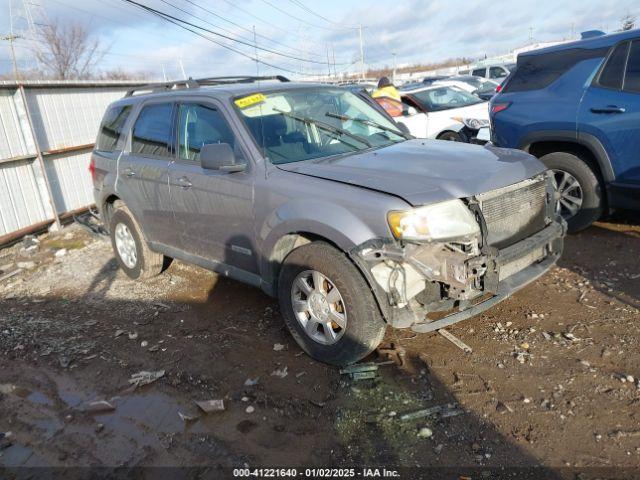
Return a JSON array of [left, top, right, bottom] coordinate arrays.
[[351, 172, 566, 332]]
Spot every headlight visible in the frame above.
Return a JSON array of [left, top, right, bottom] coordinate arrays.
[[387, 199, 480, 242], [451, 117, 490, 130]]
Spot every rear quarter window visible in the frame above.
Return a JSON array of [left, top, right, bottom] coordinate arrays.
[[598, 42, 629, 90], [131, 103, 174, 157], [623, 40, 640, 93], [96, 105, 131, 152], [504, 47, 607, 93]]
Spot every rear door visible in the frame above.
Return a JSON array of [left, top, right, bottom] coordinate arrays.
[[117, 101, 176, 246], [579, 39, 640, 184], [168, 100, 257, 273]]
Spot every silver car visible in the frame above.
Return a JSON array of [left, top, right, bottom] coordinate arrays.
[[90, 76, 565, 366]]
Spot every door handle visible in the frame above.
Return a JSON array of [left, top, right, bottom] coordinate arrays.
[[177, 176, 192, 189], [591, 106, 626, 114], [123, 167, 136, 177]]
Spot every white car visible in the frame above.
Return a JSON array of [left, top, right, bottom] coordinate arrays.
[[396, 85, 490, 142], [433, 76, 500, 100]]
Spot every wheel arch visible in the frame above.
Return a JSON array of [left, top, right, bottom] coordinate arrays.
[[262, 229, 392, 325], [520, 130, 615, 183]]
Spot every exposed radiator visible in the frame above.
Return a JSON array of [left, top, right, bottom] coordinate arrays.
[[477, 175, 549, 248]]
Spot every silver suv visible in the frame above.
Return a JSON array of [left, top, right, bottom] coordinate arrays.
[[91, 76, 566, 366]]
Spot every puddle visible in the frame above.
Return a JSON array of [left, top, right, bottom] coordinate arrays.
[[0, 375, 228, 466], [26, 391, 54, 407]]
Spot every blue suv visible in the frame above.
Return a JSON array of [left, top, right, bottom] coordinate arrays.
[[490, 29, 640, 232]]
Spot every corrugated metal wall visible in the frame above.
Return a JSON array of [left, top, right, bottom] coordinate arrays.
[[0, 82, 142, 241]]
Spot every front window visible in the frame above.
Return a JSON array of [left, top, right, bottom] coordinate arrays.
[[235, 87, 406, 164], [408, 86, 483, 112]]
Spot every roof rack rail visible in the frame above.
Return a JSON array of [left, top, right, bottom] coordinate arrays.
[[124, 75, 289, 97], [124, 78, 199, 97]]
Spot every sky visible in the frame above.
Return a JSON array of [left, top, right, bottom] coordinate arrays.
[[0, 0, 637, 80]]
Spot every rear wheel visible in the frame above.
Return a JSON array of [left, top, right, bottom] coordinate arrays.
[[278, 242, 387, 366], [109, 202, 165, 280], [539, 152, 603, 232]]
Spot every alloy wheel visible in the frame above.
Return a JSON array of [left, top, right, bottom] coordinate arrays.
[[551, 169, 583, 220], [290, 270, 347, 345], [114, 223, 137, 269]]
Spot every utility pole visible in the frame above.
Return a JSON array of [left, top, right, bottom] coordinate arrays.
[[529, 26, 534, 44], [253, 25, 259, 77], [1, 34, 22, 81], [392, 51, 397, 84], [326, 45, 331, 81], [358, 24, 365, 80], [3, 1, 22, 81], [331, 45, 336, 78]]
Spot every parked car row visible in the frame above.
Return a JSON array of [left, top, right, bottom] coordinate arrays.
[[356, 73, 505, 143], [490, 28, 640, 232]]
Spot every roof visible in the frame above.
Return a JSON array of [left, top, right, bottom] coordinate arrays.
[[521, 28, 640, 57], [108, 80, 338, 107]]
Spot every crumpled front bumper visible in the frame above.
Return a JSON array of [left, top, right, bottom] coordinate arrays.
[[410, 221, 564, 332], [351, 219, 565, 332]]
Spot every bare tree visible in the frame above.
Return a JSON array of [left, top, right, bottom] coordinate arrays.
[[620, 13, 636, 31], [34, 20, 106, 79]]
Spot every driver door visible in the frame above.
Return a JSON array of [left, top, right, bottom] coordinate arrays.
[[168, 100, 257, 273]]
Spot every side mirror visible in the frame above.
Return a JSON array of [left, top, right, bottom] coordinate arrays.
[[404, 106, 418, 116], [200, 143, 246, 173]]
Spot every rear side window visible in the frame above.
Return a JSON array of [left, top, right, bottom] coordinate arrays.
[[177, 103, 236, 162], [131, 103, 174, 157], [599, 42, 629, 90], [489, 66, 506, 78], [504, 47, 607, 93], [624, 40, 640, 93], [472, 68, 485, 77], [96, 105, 131, 151]]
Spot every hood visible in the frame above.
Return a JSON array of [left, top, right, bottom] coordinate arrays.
[[276, 139, 546, 206], [447, 101, 489, 119]]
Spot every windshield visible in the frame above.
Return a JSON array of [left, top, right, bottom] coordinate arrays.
[[235, 87, 406, 164], [408, 86, 483, 112]]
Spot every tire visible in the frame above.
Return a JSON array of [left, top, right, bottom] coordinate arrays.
[[109, 202, 165, 280], [437, 131, 463, 142], [539, 152, 603, 233], [278, 242, 387, 366]]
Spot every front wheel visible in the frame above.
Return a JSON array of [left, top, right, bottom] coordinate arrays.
[[539, 152, 603, 233], [278, 242, 387, 366], [437, 131, 463, 142]]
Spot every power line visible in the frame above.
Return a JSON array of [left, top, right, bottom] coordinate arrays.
[[122, 0, 347, 65], [120, 0, 325, 77], [258, 0, 358, 31], [286, 0, 359, 29], [176, 0, 327, 61]]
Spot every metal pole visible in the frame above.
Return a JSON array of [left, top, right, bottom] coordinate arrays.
[[358, 25, 365, 80], [326, 45, 331, 80], [18, 84, 61, 230], [253, 25, 259, 77]]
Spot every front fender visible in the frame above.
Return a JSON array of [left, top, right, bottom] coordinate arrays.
[[260, 198, 383, 256], [259, 198, 389, 291]]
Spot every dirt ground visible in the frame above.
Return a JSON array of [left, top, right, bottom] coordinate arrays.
[[0, 211, 639, 477]]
